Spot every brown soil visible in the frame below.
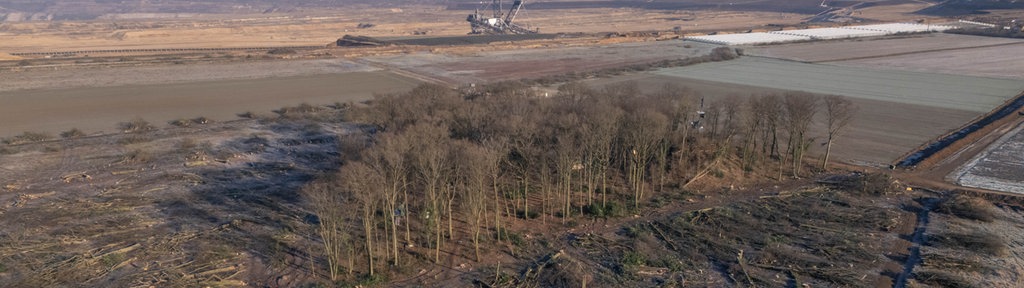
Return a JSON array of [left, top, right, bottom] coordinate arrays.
[[0, 71, 420, 137]]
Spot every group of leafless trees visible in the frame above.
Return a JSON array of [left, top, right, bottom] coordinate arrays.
[[302, 81, 855, 280]]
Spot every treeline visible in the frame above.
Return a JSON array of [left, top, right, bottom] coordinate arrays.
[[525, 47, 741, 86], [304, 81, 854, 280], [947, 27, 1024, 39]]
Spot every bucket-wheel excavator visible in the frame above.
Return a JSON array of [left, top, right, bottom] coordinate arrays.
[[467, 0, 537, 34]]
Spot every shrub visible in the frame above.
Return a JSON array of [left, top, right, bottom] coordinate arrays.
[[100, 253, 125, 268], [192, 116, 211, 124], [60, 128, 86, 139], [936, 195, 996, 222], [2, 131, 53, 145], [709, 47, 739, 61], [120, 149, 153, 163], [267, 48, 297, 55], [168, 118, 192, 127], [495, 228, 525, 246], [583, 203, 606, 217], [517, 209, 540, 219], [856, 173, 896, 196], [648, 256, 685, 272], [584, 202, 625, 218], [238, 111, 257, 119], [921, 251, 989, 273], [914, 269, 975, 288], [118, 134, 152, 145], [118, 118, 155, 133], [275, 103, 324, 119], [620, 251, 647, 267], [621, 226, 646, 238], [927, 231, 1005, 256]]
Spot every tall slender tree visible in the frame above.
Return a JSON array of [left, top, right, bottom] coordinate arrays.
[[303, 180, 352, 280], [822, 95, 856, 170], [782, 92, 818, 177], [620, 109, 668, 209], [362, 132, 410, 266], [341, 161, 381, 276]]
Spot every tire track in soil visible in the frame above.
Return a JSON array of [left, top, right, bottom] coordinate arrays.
[[893, 197, 939, 288]]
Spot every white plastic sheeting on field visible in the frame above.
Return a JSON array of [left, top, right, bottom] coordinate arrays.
[[686, 23, 952, 45], [774, 27, 888, 40], [685, 32, 811, 45]]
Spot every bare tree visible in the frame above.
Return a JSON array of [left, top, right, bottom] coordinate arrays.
[[557, 81, 595, 105], [759, 94, 783, 160], [648, 84, 693, 193], [546, 112, 582, 221], [493, 96, 545, 223], [822, 95, 856, 170], [579, 99, 623, 206], [406, 122, 452, 263], [718, 95, 742, 144], [455, 141, 498, 261], [362, 132, 410, 266], [303, 180, 351, 281], [782, 92, 818, 177], [741, 95, 765, 170], [620, 109, 669, 209], [341, 161, 381, 276], [355, 83, 460, 132], [600, 81, 640, 104]]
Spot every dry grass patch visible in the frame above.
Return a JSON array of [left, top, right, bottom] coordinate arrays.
[[60, 128, 87, 139], [914, 268, 976, 288], [118, 118, 156, 133], [926, 230, 1006, 256], [936, 195, 997, 222]]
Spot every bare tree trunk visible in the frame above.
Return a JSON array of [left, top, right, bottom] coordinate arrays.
[[823, 136, 834, 170], [435, 205, 442, 263], [493, 180, 502, 242], [822, 95, 856, 170], [523, 177, 530, 220], [364, 212, 375, 275]]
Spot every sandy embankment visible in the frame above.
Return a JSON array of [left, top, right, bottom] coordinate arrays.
[[0, 52, 22, 61]]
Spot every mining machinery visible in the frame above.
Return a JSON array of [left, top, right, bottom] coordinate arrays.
[[467, 0, 536, 34]]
